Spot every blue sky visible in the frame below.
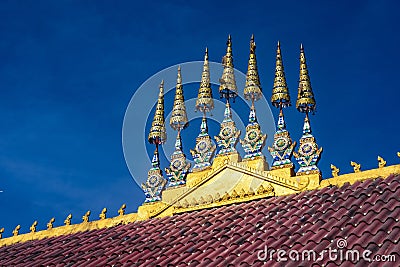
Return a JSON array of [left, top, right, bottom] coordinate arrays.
[[0, 0, 399, 236]]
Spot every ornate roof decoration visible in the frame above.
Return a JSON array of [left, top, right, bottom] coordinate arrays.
[[296, 44, 316, 113], [269, 42, 296, 170], [191, 48, 216, 172], [142, 82, 167, 202], [293, 114, 323, 175], [216, 35, 241, 157], [240, 35, 266, 160], [243, 34, 262, 102], [166, 67, 190, 187], [190, 117, 216, 172], [219, 35, 238, 101], [195, 48, 214, 114], [169, 66, 188, 131], [271, 41, 290, 108], [148, 81, 167, 145], [215, 102, 241, 156], [240, 104, 266, 160], [166, 131, 190, 187], [142, 146, 167, 202], [268, 109, 296, 169], [293, 44, 322, 176]]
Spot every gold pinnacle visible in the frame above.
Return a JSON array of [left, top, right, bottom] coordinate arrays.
[[170, 66, 188, 131], [271, 40, 290, 108], [296, 44, 316, 113], [244, 34, 262, 103], [195, 47, 214, 114], [219, 35, 238, 100], [148, 80, 167, 144]]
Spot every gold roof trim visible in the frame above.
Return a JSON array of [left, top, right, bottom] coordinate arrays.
[[0, 207, 137, 247]]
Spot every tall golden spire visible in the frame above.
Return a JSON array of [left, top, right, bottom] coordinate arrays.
[[269, 41, 296, 170], [219, 35, 238, 101], [191, 47, 216, 171], [143, 81, 167, 202], [148, 81, 167, 145], [166, 66, 190, 187], [296, 44, 316, 113], [293, 44, 322, 176], [195, 48, 214, 115], [240, 34, 266, 160], [216, 35, 240, 156], [244, 34, 262, 104], [170, 66, 188, 131], [271, 41, 290, 109]]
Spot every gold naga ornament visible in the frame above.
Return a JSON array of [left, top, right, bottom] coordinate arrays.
[[293, 44, 322, 175], [240, 35, 267, 160], [165, 66, 191, 186], [142, 81, 167, 202], [268, 41, 296, 169], [190, 48, 217, 171], [215, 35, 241, 156]]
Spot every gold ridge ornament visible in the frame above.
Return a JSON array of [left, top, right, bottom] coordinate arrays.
[[191, 48, 216, 171], [215, 35, 241, 156], [240, 35, 266, 160], [268, 41, 296, 169], [165, 67, 191, 186], [142, 81, 167, 202]]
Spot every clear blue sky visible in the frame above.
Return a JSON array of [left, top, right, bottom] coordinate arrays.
[[0, 1, 399, 236]]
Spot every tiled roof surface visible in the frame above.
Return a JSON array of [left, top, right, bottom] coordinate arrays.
[[1, 175, 399, 266]]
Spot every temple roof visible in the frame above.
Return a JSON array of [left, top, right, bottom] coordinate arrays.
[[0, 173, 399, 266]]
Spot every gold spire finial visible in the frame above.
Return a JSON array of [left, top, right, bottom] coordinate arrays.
[[99, 208, 107, 220], [118, 204, 126, 216], [226, 34, 232, 60], [30, 221, 38, 233], [296, 44, 316, 113], [170, 66, 188, 131], [148, 80, 167, 144], [12, 225, 20, 236], [244, 34, 262, 103], [47, 218, 55, 230], [219, 35, 238, 101], [64, 214, 72, 226], [271, 40, 290, 108], [196, 47, 214, 114]]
